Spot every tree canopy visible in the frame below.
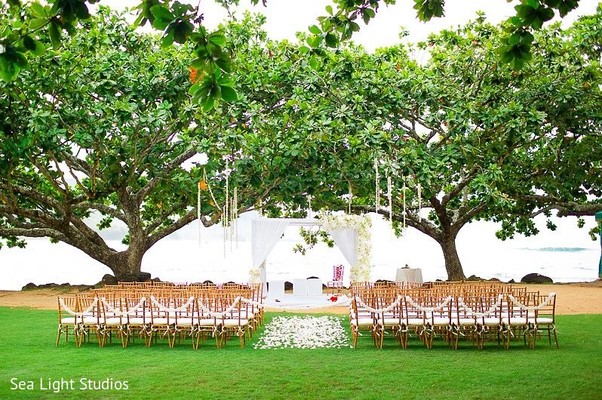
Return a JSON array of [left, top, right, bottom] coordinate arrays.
[[0, 0, 587, 110], [1, 5, 600, 282]]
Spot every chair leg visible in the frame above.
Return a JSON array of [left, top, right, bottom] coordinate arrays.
[[56, 325, 64, 346]]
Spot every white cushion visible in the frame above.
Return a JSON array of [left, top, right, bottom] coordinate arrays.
[[223, 319, 249, 328]]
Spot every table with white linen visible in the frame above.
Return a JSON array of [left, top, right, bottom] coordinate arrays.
[[268, 280, 285, 298], [306, 278, 323, 296], [293, 279, 307, 296], [395, 268, 423, 283]]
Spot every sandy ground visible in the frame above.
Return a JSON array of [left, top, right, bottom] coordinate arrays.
[[1, 281, 601, 314]]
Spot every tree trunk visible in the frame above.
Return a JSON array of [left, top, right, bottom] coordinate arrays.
[[439, 234, 466, 281], [106, 249, 144, 282]]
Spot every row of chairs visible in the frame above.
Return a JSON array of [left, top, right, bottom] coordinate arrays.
[[56, 283, 264, 349], [349, 282, 558, 350]]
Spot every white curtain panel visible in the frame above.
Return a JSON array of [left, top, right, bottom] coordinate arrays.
[[328, 228, 358, 268], [251, 219, 291, 267]]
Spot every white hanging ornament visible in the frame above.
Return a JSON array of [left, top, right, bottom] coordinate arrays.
[[387, 174, 393, 225], [223, 159, 230, 257], [197, 181, 202, 248], [374, 158, 380, 213], [348, 184, 353, 214], [402, 176, 407, 228], [417, 182, 422, 221]]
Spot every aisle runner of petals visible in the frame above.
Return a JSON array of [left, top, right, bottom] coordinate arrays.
[[254, 316, 349, 349]]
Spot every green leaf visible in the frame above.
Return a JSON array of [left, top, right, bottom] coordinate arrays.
[[31, 39, 46, 56], [29, 2, 47, 18], [307, 35, 322, 49], [0, 54, 21, 81], [309, 54, 320, 70], [220, 85, 238, 102], [161, 31, 174, 47], [73, 1, 90, 20], [150, 5, 174, 21], [325, 32, 338, 48], [215, 56, 232, 73], [207, 32, 226, 47], [22, 35, 36, 51], [150, 5, 174, 30], [48, 20, 61, 49], [202, 96, 215, 112], [29, 18, 48, 30], [173, 20, 193, 44], [309, 25, 322, 35]]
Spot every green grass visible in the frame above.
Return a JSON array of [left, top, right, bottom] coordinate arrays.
[[1, 307, 601, 399]]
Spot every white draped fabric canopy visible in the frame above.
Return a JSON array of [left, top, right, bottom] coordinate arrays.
[[251, 218, 360, 283]]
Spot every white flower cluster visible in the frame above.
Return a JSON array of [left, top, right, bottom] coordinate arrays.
[[248, 267, 261, 283], [319, 212, 372, 282], [253, 316, 349, 350]]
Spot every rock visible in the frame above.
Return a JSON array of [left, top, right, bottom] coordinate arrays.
[[507, 279, 515, 284], [101, 274, 118, 285], [488, 277, 501, 282], [22, 282, 38, 291], [136, 272, 152, 282], [119, 271, 152, 283], [466, 275, 482, 281], [521, 273, 553, 284]]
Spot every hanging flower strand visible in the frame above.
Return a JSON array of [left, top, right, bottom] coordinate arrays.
[[402, 176, 407, 228], [387, 174, 393, 225], [417, 181, 422, 221], [374, 158, 380, 213], [195, 152, 209, 248]]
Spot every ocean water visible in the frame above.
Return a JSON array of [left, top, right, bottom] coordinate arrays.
[[0, 213, 599, 291]]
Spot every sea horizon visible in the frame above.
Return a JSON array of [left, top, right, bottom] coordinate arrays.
[[0, 212, 599, 291]]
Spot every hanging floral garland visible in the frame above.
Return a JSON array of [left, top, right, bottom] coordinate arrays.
[[319, 212, 372, 282], [248, 267, 261, 284]]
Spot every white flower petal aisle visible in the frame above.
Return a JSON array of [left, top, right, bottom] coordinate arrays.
[[254, 316, 349, 349]]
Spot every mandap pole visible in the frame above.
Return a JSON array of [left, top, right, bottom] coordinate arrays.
[[597, 211, 602, 279]]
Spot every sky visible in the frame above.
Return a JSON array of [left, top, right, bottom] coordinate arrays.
[[104, 0, 601, 51]]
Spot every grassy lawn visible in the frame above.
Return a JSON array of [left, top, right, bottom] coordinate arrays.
[[1, 307, 601, 399]]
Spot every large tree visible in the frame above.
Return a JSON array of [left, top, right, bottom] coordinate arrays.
[[267, 12, 602, 280], [492, 8, 602, 239], [0, 9, 202, 280], [0, 9, 370, 281]]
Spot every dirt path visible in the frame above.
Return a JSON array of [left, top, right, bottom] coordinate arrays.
[[1, 281, 601, 314]]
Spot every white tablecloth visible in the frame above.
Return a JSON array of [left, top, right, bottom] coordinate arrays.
[[306, 279, 323, 296], [395, 268, 423, 283], [268, 280, 285, 298], [292, 278, 323, 296], [293, 279, 307, 296]]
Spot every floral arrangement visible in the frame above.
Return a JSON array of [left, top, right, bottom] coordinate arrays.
[[253, 316, 348, 349], [248, 267, 261, 283], [319, 212, 372, 282]]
